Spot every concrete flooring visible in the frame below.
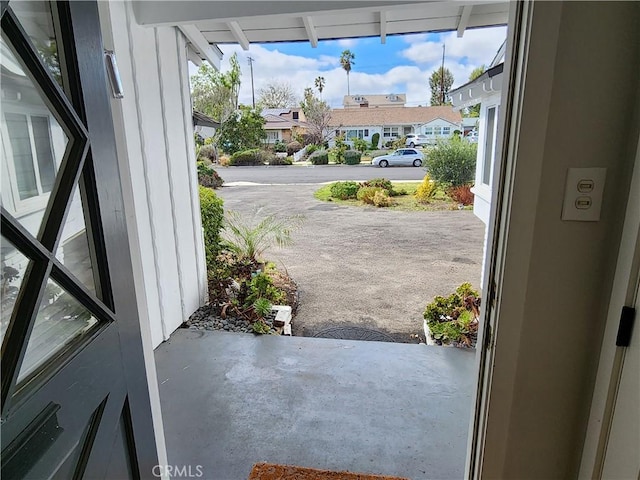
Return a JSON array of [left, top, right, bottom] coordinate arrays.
[[155, 329, 476, 479]]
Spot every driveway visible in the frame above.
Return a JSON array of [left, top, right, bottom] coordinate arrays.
[[216, 181, 485, 343]]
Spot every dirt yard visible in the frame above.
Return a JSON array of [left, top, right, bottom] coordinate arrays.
[[216, 183, 485, 343]]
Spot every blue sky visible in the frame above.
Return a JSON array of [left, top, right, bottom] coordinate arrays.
[[209, 26, 507, 109]]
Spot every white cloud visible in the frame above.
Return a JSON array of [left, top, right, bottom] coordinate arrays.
[[207, 26, 506, 109], [336, 38, 359, 48], [400, 26, 507, 87]]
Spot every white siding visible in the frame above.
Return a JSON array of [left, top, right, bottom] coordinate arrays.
[[99, 1, 206, 349]]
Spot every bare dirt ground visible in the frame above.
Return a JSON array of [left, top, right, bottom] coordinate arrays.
[[216, 183, 485, 343]]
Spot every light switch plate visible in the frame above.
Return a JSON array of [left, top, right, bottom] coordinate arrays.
[[562, 167, 607, 221]]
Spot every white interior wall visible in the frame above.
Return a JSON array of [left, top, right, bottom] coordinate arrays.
[[98, 1, 206, 350]]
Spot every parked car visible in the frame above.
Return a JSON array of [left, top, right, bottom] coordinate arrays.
[[405, 133, 429, 147], [372, 148, 424, 167]]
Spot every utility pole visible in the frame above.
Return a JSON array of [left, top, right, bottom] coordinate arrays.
[[440, 43, 446, 105], [247, 56, 255, 108]]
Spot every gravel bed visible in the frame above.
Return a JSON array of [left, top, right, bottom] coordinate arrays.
[[184, 305, 279, 335]]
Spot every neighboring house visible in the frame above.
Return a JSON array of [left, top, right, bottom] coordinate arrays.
[[328, 106, 462, 147], [343, 93, 406, 109], [261, 107, 307, 144]]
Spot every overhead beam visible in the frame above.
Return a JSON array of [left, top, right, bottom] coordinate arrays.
[[379, 10, 387, 44], [227, 21, 250, 50], [302, 16, 318, 48], [457, 5, 473, 38], [178, 25, 222, 69]]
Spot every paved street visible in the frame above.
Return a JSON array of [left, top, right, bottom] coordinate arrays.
[[216, 164, 426, 185]]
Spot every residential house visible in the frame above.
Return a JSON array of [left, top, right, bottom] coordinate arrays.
[[261, 107, 306, 144], [1, 1, 638, 478], [329, 105, 462, 147], [343, 93, 406, 109]]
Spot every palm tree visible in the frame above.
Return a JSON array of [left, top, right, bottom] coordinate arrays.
[[339, 50, 355, 96], [314, 76, 325, 98]]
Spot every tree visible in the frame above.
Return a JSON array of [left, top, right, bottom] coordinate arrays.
[[339, 50, 355, 96], [217, 105, 266, 154], [314, 76, 325, 98], [257, 81, 299, 108], [190, 53, 241, 123], [428, 67, 454, 106], [465, 66, 485, 117], [299, 87, 332, 145]]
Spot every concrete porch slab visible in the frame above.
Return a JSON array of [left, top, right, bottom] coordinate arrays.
[[154, 330, 476, 479]]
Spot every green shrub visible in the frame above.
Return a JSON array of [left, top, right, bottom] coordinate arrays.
[[309, 150, 329, 165], [359, 178, 397, 196], [372, 190, 393, 207], [423, 283, 481, 347], [352, 138, 368, 153], [330, 181, 360, 200], [286, 141, 303, 156], [415, 174, 437, 202], [357, 186, 385, 205], [332, 134, 348, 164], [246, 271, 286, 306], [426, 137, 477, 186], [230, 149, 266, 166], [197, 161, 224, 189], [371, 132, 380, 149], [199, 186, 224, 269], [274, 140, 287, 153], [306, 144, 319, 156], [344, 149, 362, 165], [269, 155, 292, 165], [198, 144, 217, 163]]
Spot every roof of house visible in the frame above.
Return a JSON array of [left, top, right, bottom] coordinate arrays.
[[343, 93, 406, 107], [449, 63, 504, 109], [263, 114, 307, 130], [192, 110, 219, 128], [328, 106, 462, 127]]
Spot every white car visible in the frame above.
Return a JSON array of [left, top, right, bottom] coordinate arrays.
[[405, 133, 429, 147], [372, 148, 424, 167]]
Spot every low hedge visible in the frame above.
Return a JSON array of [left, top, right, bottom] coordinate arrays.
[[330, 181, 360, 200], [269, 156, 293, 165], [197, 161, 224, 189], [344, 149, 362, 165], [199, 186, 224, 269], [309, 150, 329, 165], [229, 149, 265, 166], [357, 186, 385, 204]]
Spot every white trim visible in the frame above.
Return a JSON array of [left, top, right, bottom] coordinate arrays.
[[155, 28, 187, 322], [379, 10, 387, 44], [579, 128, 640, 479], [177, 25, 221, 69], [227, 21, 250, 51], [457, 5, 473, 38], [467, 2, 563, 476], [302, 16, 318, 48]]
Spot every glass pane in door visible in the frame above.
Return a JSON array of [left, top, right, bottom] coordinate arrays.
[[1, 236, 30, 344], [1, 34, 68, 238], [55, 185, 97, 295], [10, 0, 63, 88], [17, 279, 100, 382]]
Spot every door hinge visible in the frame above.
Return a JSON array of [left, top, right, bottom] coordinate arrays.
[[615, 306, 635, 347]]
